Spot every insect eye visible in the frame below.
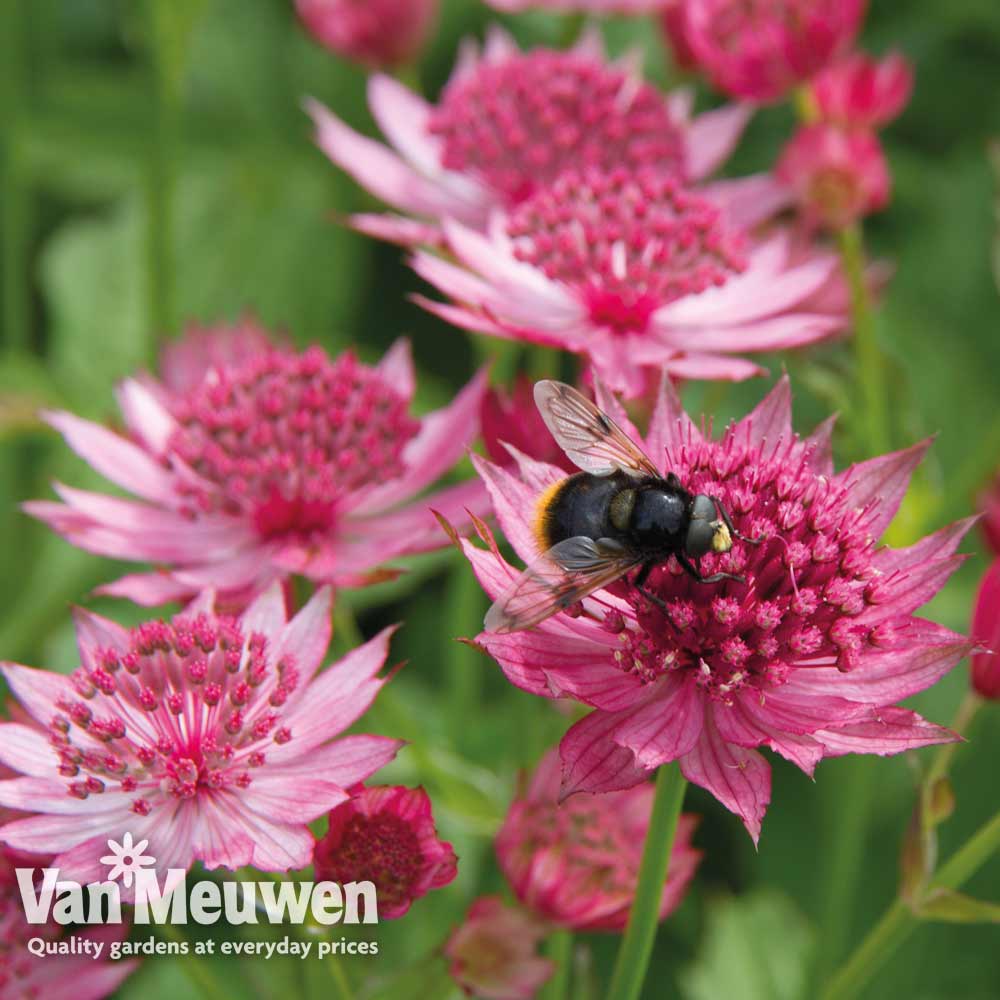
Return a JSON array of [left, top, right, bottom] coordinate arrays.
[[685, 518, 715, 558]]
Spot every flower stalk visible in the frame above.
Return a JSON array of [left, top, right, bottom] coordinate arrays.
[[607, 764, 688, 1000], [821, 807, 1000, 1000], [540, 930, 573, 1000]]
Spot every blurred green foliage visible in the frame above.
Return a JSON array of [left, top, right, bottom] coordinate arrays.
[[1, 1, 999, 998]]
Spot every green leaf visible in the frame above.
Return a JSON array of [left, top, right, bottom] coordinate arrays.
[[680, 891, 815, 1000], [991, 139, 1000, 297], [916, 888, 1000, 924]]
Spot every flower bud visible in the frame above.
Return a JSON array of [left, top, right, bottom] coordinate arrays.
[[971, 559, 1000, 700], [812, 51, 914, 130], [777, 123, 890, 230]]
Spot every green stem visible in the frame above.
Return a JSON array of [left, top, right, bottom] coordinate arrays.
[[560, 13, 588, 48], [540, 929, 573, 1000], [924, 691, 981, 791], [328, 954, 355, 1000], [333, 598, 365, 656], [154, 922, 232, 1000], [147, 0, 181, 341], [837, 223, 890, 456], [446, 554, 485, 731], [607, 764, 687, 1000], [820, 808, 1000, 1000], [0, 0, 30, 351], [810, 755, 877, 989]]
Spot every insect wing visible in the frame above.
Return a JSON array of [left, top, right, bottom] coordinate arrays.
[[534, 380, 660, 479], [484, 536, 640, 633]]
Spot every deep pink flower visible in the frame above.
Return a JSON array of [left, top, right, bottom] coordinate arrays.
[[313, 785, 457, 918], [0, 586, 402, 882], [0, 851, 138, 1000], [812, 51, 913, 131], [777, 124, 890, 231], [481, 376, 573, 471], [660, 0, 699, 71], [296, 0, 437, 69], [496, 749, 700, 930], [412, 168, 841, 396], [977, 473, 1000, 556], [26, 324, 487, 606], [308, 26, 762, 247], [683, 0, 866, 102], [971, 560, 1000, 700], [459, 377, 971, 841], [445, 896, 554, 1000]]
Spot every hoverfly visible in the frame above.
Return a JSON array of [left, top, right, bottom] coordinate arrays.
[[484, 380, 759, 634]]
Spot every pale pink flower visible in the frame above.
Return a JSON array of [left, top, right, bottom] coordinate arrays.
[[971, 560, 1000, 700], [0, 852, 138, 1000], [485, 0, 671, 11], [313, 785, 457, 918], [296, 0, 438, 69], [812, 51, 913, 131], [459, 377, 971, 841], [26, 323, 487, 606], [307, 26, 760, 247], [496, 749, 700, 930], [412, 168, 841, 395], [0, 585, 402, 882], [777, 124, 890, 230], [445, 896, 554, 999], [682, 0, 866, 102]]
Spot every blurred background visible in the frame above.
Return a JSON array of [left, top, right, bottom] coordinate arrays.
[[1, 1, 999, 997]]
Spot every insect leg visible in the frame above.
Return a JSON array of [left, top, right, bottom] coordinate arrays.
[[632, 562, 669, 612], [709, 495, 764, 545], [675, 550, 746, 585]]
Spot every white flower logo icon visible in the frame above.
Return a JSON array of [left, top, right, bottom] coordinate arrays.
[[100, 833, 156, 888]]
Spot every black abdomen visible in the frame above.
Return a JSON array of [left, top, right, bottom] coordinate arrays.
[[536, 471, 633, 548]]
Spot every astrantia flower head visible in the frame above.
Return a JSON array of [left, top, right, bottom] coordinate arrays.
[[461, 377, 972, 840], [445, 896, 554, 1000], [296, 0, 437, 69], [313, 785, 457, 918], [26, 323, 486, 606], [413, 168, 841, 395], [777, 124, 890, 231], [496, 749, 700, 930], [1, 851, 138, 1000], [485, 0, 673, 11], [971, 560, 1000, 700], [0, 585, 402, 882], [683, 0, 867, 102], [308, 26, 756, 247], [811, 51, 913, 131]]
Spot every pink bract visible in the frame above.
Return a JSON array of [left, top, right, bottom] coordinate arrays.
[[496, 749, 700, 930], [777, 124, 890, 231], [682, 0, 867, 102], [460, 376, 971, 841], [812, 51, 914, 131], [0, 585, 402, 884], [445, 896, 555, 1000], [481, 375, 573, 472], [412, 168, 841, 396], [307, 26, 760, 247], [26, 323, 487, 607], [296, 0, 438, 69], [971, 559, 1000, 700], [314, 785, 457, 918]]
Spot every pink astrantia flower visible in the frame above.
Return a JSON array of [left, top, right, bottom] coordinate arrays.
[[971, 559, 1000, 700], [26, 323, 487, 606], [1, 851, 138, 1000], [412, 168, 841, 395], [307, 26, 761, 248], [445, 896, 554, 999], [811, 51, 913, 131], [0, 585, 402, 883], [777, 124, 890, 231], [313, 785, 457, 918], [682, 0, 866, 102], [496, 749, 700, 930], [296, 0, 437, 70], [459, 377, 971, 841], [482, 376, 572, 471]]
